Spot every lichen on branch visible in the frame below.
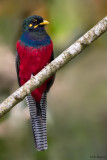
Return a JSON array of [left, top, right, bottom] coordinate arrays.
[[0, 16, 107, 118]]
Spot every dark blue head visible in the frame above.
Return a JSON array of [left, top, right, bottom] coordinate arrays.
[[23, 15, 49, 32], [20, 15, 51, 47]]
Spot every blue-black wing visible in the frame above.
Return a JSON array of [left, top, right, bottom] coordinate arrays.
[[46, 51, 55, 92], [16, 51, 21, 86]]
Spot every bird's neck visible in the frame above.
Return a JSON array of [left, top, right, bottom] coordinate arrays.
[[20, 28, 51, 48]]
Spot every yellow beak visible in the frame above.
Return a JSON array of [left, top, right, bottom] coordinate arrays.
[[39, 20, 49, 25]]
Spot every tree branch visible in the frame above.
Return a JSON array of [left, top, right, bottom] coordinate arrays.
[[0, 16, 107, 118]]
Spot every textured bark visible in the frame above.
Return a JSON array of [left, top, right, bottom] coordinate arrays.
[[0, 16, 107, 118]]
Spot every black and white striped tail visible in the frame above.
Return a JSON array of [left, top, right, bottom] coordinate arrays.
[[26, 92, 47, 151]]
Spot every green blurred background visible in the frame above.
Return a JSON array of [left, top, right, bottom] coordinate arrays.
[[0, 0, 107, 160]]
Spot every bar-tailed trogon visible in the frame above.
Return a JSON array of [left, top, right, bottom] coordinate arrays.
[[16, 15, 55, 151]]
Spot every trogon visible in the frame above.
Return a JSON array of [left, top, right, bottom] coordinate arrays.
[[16, 15, 55, 151]]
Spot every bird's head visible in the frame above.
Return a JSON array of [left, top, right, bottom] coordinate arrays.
[[23, 15, 49, 32]]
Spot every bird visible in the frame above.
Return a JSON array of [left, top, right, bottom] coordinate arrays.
[[16, 15, 55, 151]]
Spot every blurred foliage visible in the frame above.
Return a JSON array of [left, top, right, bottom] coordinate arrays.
[[0, 0, 107, 160]]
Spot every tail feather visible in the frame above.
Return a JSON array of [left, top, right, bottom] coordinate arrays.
[[40, 93, 47, 147], [26, 92, 47, 151]]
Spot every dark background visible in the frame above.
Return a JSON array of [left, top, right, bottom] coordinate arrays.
[[0, 0, 107, 160]]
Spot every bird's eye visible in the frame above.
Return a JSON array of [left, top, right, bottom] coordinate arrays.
[[29, 24, 33, 27], [32, 20, 37, 24]]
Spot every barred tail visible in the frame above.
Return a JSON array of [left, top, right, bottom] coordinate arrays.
[[26, 92, 47, 151]]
